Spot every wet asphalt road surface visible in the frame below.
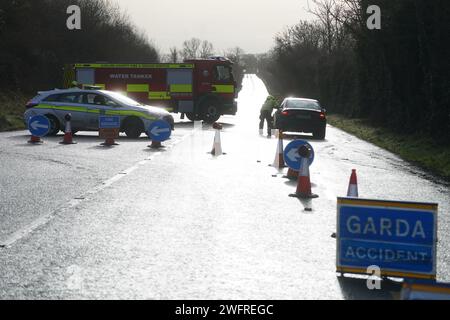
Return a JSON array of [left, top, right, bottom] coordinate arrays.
[[0, 75, 449, 299]]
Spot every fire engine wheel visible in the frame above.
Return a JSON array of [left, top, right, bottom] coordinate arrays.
[[200, 101, 221, 124], [185, 113, 199, 121], [46, 114, 60, 136], [123, 117, 144, 139]]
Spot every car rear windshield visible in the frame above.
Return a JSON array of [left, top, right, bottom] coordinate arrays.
[[286, 100, 321, 110]]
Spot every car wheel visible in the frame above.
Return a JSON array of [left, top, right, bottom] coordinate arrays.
[[46, 114, 60, 136], [313, 126, 326, 140], [123, 117, 144, 139], [200, 100, 221, 124]]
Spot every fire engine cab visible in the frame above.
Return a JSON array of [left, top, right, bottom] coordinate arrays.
[[64, 57, 238, 123]]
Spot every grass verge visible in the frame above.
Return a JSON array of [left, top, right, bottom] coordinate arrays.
[[0, 91, 27, 131], [328, 114, 450, 181]]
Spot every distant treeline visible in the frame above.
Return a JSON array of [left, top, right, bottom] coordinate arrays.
[[0, 0, 159, 92], [259, 0, 450, 144]]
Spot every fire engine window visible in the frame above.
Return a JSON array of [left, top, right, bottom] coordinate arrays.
[[215, 65, 232, 81], [167, 69, 193, 85], [76, 68, 95, 85]]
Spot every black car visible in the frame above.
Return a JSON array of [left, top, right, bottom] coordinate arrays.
[[274, 98, 327, 139]]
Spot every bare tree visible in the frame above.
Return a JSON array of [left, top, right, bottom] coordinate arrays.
[[168, 47, 179, 63], [199, 40, 214, 59], [307, 0, 348, 53], [224, 47, 245, 64], [182, 38, 201, 60]]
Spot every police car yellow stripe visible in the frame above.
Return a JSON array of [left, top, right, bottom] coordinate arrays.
[[105, 110, 156, 120], [34, 104, 156, 120], [35, 104, 86, 112]]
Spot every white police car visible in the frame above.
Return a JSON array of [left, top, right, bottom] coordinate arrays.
[[24, 88, 174, 138]]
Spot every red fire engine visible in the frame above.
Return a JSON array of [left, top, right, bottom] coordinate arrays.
[[64, 57, 238, 123]]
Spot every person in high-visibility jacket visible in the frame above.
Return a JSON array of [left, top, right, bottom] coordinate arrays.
[[71, 80, 81, 89], [259, 95, 279, 137]]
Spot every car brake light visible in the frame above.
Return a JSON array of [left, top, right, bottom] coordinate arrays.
[[319, 112, 326, 119], [282, 111, 289, 116]]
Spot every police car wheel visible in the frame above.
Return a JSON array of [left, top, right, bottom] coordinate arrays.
[[46, 115, 60, 136], [123, 117, 144, 139]]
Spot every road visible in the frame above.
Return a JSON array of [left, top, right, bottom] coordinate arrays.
[[0, 75, 449, 299]]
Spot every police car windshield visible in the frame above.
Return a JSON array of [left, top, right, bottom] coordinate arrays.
[[103, 91, 142, 106]]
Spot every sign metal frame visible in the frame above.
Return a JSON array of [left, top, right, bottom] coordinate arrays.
[[99, 116, 120, 140]]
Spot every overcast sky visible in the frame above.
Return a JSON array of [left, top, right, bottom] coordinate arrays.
[[118, 0, 314, 55]]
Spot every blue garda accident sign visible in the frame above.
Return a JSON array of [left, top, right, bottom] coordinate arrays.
[[99, 116, 120, 129], [336, 197, 438, 279]]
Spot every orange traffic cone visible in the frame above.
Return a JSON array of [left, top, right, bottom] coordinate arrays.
[[284, 168, 299, 180], [347, 169, 359, 197], [289, 146, 319, 199], [210, 129, 223, 156], [271, 131, 285, 169], [28, 135, 43, 144], [149, 140, 163, 149], [102, 137, 119, 146], [60, 114, 77, 145]]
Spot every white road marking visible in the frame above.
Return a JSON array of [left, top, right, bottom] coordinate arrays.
[[120, 165, 139, 175], [0, 211, 59, 248], [0, 129, 196, 248]]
